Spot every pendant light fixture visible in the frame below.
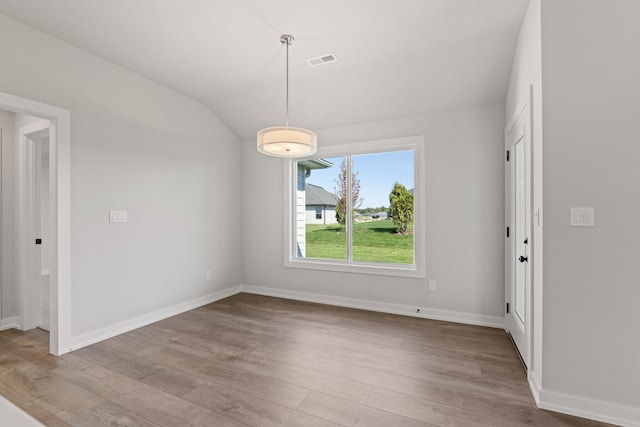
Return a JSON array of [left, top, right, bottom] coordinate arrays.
[[257, 34, 317, 157]]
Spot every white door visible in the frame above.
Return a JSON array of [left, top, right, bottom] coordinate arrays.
[[505, 106, 531, 368]]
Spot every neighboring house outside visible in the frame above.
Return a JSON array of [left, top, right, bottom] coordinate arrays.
[[305, 183, 338, 225], [371, 211, 388, 220], [296, 159, 333, 257]]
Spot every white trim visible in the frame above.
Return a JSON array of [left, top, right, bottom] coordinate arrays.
[[68, 282, 506, 351], [529, 81, 545, 393], [528, 370, 542, 405], [41, 269, 51, 276], [0, 91, 71, 356], [504, 102, 533, 369], [528, 355, 638, 426], [284, 258, 423, 278], [537, 387, 640, 427], [241, 284, 504, 328], [69, 286, 242, 351], [68, 281, 504, 353], [0, 316, 22, 331], [506, 103, 528, 135], [284, 135, 426, 279]]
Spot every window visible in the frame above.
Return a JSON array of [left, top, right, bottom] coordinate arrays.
[[285, 136, 425, 278]]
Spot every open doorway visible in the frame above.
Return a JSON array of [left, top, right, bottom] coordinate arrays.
[[18, 119, 52, 334], [0, 91, 71, 356]]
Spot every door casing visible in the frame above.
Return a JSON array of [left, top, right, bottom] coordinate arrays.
[[1, 91, 71, 356], [505, 103, 532, 369]]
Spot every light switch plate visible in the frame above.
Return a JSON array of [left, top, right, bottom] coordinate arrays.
[[109, 210, 128, 223], [570, 207, 594, 227]]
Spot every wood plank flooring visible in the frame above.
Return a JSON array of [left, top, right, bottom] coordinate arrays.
[[0, 293, 613, 426]]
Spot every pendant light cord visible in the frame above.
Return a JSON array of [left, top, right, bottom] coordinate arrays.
[[285, 37, 290, 129]]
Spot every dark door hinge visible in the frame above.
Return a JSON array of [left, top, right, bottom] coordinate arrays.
[[506, 226, 510, 238], [506, 150, 510, 162], [506, 302, 510, 314], [35, 238, 42, 245]]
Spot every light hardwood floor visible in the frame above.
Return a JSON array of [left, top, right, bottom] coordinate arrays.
[[0, 293, 612, 426]]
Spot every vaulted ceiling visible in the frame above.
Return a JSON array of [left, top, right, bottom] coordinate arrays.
[[0, 0, 529, 140]]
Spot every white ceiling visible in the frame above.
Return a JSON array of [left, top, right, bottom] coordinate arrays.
[[0, 0, 529, 140]]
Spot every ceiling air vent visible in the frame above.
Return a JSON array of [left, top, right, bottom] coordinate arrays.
[[307, 53, 338, 67]]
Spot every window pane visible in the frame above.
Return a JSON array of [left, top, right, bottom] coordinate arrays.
[[352, 151, 414, 264], [296, 156, 346, 260]]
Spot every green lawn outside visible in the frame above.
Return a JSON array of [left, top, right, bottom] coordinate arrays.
[[305, 219, 414, 264]]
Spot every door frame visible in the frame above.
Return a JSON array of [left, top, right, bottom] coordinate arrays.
[[18, 121, 50, 331], [1, 91, 71, 356], [505, 103, 533, 369]]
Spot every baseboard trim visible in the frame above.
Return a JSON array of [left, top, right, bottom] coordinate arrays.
[[69, 285, 242, 351], [536, 388, 639, 427], [240, 285, 505, 328], [529, 371, 639, 426], [0, 317, 22, 331], [67, 283, 503, 351], [528, 371, 542, 405]]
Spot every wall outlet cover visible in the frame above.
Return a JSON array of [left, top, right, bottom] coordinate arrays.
[[570, 207, 595, 227], [109, 210, 128, 223]]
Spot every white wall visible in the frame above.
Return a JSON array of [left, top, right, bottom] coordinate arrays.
[[0, 109, 15, 321], [540, 0, 640, 421], [242, 104, 505, 322], [0, 14, 242, 340]]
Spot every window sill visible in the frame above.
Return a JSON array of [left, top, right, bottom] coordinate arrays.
[[285, 257, 425, 278]]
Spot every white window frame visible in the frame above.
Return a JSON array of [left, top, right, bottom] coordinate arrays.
[[284, 135, 425, 278]]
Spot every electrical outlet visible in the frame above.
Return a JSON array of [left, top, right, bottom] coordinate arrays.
[[428, 280, 436, 291], [206, 270, 211, 280]]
